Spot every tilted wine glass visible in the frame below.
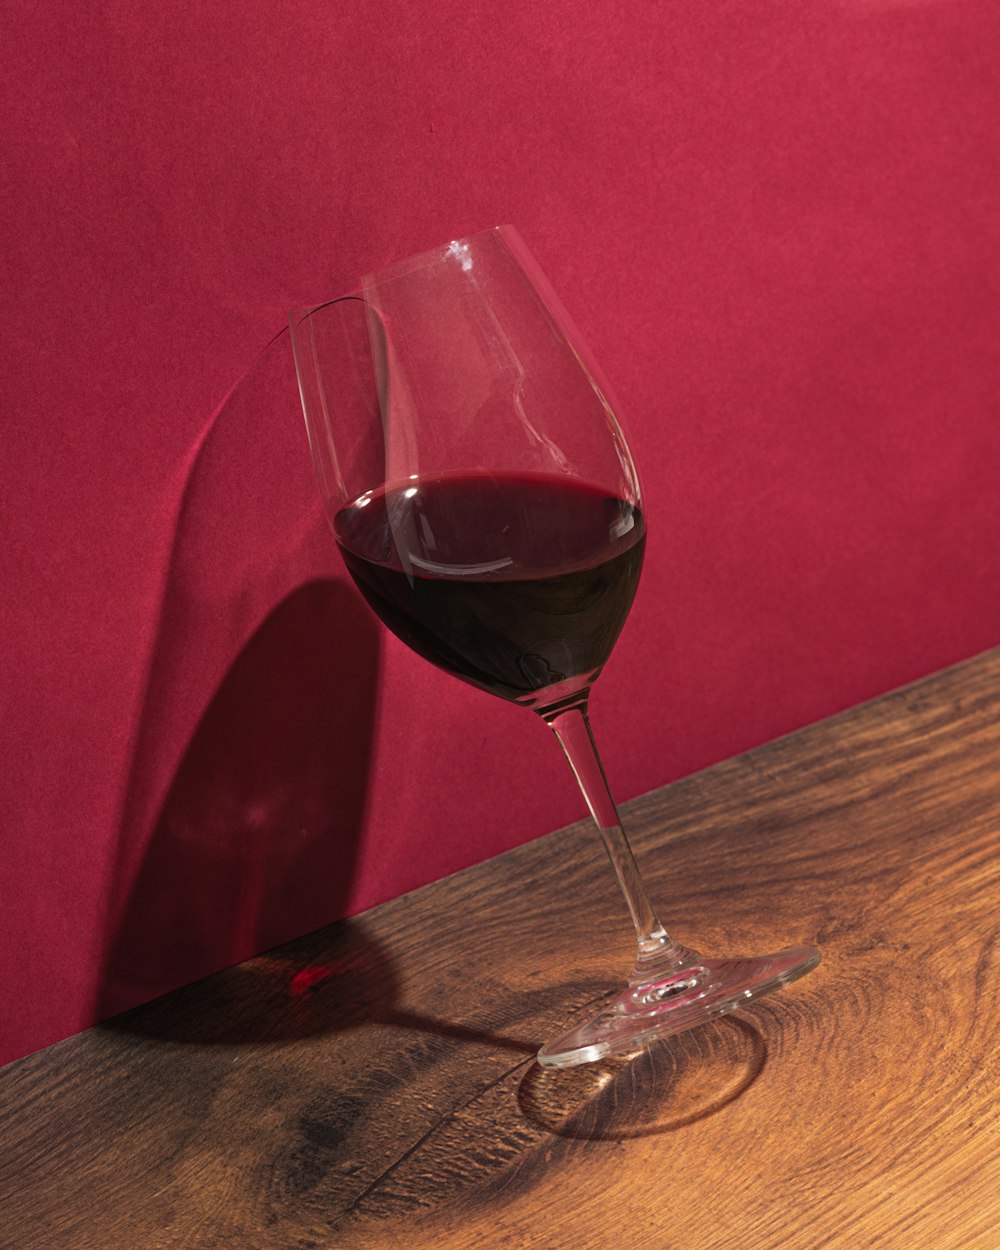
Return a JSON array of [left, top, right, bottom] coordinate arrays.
[[289, 226, 819, 1068]]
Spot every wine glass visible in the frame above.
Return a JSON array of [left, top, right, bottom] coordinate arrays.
[[289, 226, 819, 1069]]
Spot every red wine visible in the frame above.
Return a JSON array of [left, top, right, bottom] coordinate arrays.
[[334, 472, 645, 706]]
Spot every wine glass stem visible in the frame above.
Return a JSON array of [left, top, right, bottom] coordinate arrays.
[[544, 701, 694, 980]]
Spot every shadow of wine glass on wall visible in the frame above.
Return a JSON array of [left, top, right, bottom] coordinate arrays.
[[91, 323, 542, 1055], [94, 328, 383, 1038]]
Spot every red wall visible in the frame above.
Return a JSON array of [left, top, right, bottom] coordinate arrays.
[[3, 1, 1000, 1066]]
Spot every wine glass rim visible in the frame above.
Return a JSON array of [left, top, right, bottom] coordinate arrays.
[[289, 224, 521, 318]]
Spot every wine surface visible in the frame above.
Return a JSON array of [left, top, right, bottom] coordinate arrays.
[[334, 472, 645, 706]]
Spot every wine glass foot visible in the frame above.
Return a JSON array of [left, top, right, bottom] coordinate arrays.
[[537, 944, 820, 1069]]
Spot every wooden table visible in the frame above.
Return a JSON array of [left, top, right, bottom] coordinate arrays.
[[3, 650, 1000, 1249]]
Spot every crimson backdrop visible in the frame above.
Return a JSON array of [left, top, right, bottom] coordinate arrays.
[[3, 0, 1000, 1066]]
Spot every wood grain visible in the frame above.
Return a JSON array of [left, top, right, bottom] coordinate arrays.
[[2, 650, 1000, 1249]]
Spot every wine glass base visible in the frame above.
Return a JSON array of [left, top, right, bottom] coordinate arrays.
[[537, 944, 820, 1069]]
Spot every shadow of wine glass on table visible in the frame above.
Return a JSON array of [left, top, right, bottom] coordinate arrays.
[[517, 1012, 769, 1141]]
